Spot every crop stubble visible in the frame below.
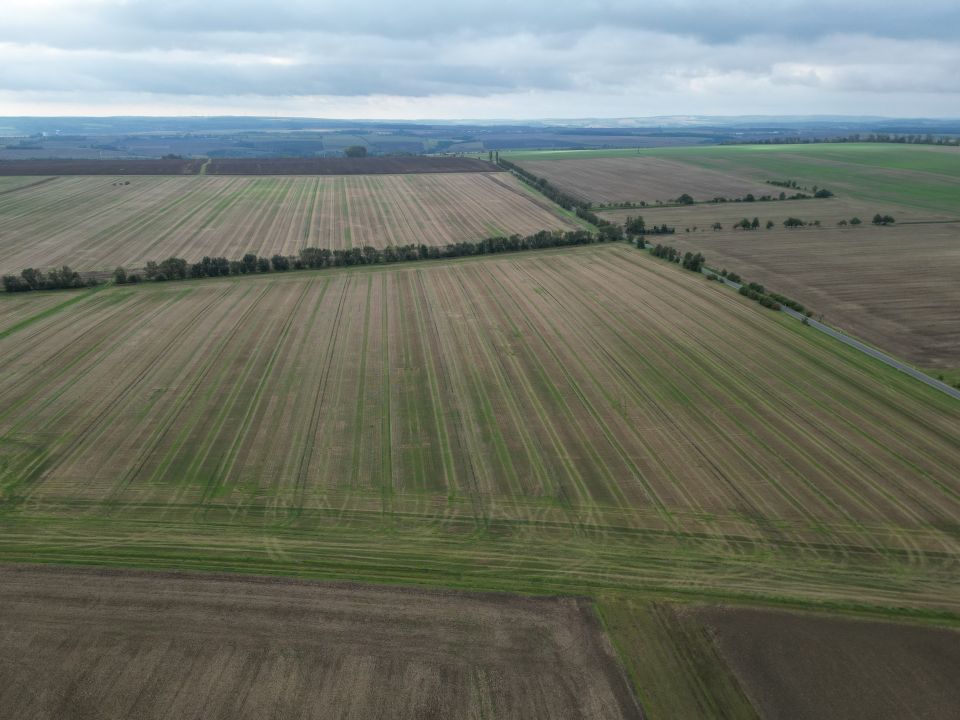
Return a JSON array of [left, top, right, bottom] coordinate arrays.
[[0, 173, 577, 273], [0, 245, 958, 609]]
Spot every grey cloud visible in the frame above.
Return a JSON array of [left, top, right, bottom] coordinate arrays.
[[99, 0, 960, 44], [0, 1, 958, 116], [5, 1, 960, 52]]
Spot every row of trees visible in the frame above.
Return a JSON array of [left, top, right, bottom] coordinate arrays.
[[496, 158, 591, 211], [734, 280, 813, 315], [738, 282, 781, 310], [781, 217, 826, 228], [624, 216, 676, 236], [110, 229, 619, 287], [649, 244, 706, 272], [765, 180, 834, 199], [494, 158, 637, 239], [734, 134, 960, 147], [2, 265, 95, 292], [705, 270, 814, 316]]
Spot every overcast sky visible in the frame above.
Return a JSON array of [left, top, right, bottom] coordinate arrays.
[[2, 0, 959, 119]]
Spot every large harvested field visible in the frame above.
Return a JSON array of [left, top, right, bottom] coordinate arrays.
[[509, 144, 960, 215], [0, 172, 576, 273], [1, 245, 958, 611], [0, 565, 640, 720], [696, 605, 960, 720]]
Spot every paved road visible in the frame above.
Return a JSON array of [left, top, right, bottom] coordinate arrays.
[[701, 267, 960, 403]]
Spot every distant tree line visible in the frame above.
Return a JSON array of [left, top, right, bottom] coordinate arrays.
[[725, 134, 960, 147], [610, 188, 833, 209], [2, 266, 96, 292]]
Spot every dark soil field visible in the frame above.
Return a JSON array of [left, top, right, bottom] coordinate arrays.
[[0, 158, 204, 175], [0, 156, 499, 176], [513, 156, 772, 205], [696, 606, 960, 720], [0, 565, 640, 720], [205, 156, 500, 174]]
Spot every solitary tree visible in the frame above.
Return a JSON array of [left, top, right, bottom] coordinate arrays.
[[344, 145, 368, 158]]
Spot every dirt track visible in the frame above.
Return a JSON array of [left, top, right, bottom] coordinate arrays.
[[696, 606, 960, 720], [0, 565, 641, 720]]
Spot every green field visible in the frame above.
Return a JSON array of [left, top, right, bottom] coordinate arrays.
[[506, 144, 960, 215]]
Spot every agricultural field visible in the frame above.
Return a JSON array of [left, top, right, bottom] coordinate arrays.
[[599, 597, 960, 720], [0, 566, 640, 720], [0, 158, 204, 175], [1, 245, 959, 614], [0, 172, 576, 274], [695, 605, 960, 720], [508, 144, 960, 215], [589, 144, 960, 371], [0, 176, 57, 195], [204, 156, 498, 174], [511, 155, 772, 205], [615, 220, 960, 368], [599, 195, 956, 228]]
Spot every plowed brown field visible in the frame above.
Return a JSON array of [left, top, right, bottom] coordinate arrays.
[[0, 173, 576, 273], [0, 565, 640, 720], [696, 605, 960, 720], [515, 156, 773, 204]]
